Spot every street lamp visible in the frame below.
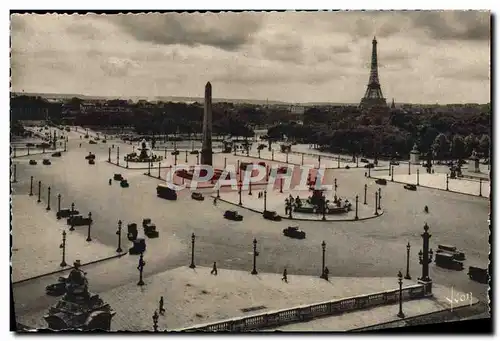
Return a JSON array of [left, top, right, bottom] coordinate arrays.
[[249, 173, 252, 196], [116, 220, 123, 253], [405, 242, 411, 280], [70, 202, 76, 231], [322, 194, 327, 221], [238, 182, 242, 206], [318, 155, 321, 168], [148, 160, 151, 176], [301, 154, 304, 166], [408, 160, 411, 175], [280, 178, 283, 193], [46, 186, 51, 211], [117, 146, 120, 165], [185, 150, 188, 163], [320, 241, 326, 279], [59, 230, 67, 267], [37, 181, 42, 203], [337, 155, 340, 168], [86, 212, 92, 242], [137, 252, 146, 286], [354, 195, 359, 220], [378, 188, 382, 210], [397, 270, 405, 318], [29, 176, 33, 196], [263, 190, 267, 212], [251, 238, 258, 275], [416, 168, 420, 186], [479, 179, 482, 196], [418, 223, 434, 294], [374, 192, 378, 216], [446, 173, 449, 191], [364, 184, 367, 205], [189, 233, 196, 269], [391, 166, 394, 182], [57, 194, 61, 218]]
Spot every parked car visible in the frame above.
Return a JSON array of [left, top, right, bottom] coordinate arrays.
[[42, 159, 51, 165], [277, 166, 288, 174], [467, 266, 489, 284], [127, 223, 138, 241], [113, 173, 123, 181], [57, 208, 79, 219], [360, 158, 369, 163], [224, 210, 243, 221], [435, 252, 464, 271], [120, 179, 129, 188], [364, 163, 374, 168], [345, 165, 350, 169], [263, 210, 282, 221], [191, 192, 204, 201], [157, 184, 177, 200], [52, 151, 62, 157], [283, 226, 306, 239], [404, 184, 417, 191], [171, 150, 180, 155], [129, 238, 146, 255], [67, 215, 92, 227], [29, 160, 37, 165], [375, 178, 387, 185], [102, 139, 107, 143]]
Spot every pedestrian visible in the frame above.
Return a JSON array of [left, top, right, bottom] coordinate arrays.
[[159, 296, 166, 315], [282, 268, 288, 283], [109, 179, 112, 186], [323, 267, 330, 281], [210, 262, 218, 275]]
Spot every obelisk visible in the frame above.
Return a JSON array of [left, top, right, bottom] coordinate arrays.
[[201, 82, 213, 166]]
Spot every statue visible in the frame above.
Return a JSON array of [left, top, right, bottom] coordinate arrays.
[[65, 260, 90, 302]]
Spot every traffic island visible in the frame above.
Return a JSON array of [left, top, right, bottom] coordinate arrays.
[[11, 194, 123, 283]]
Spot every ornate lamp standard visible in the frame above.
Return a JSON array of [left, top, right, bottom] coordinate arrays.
[[37, 181, 42, 203], [320, 241, 326, 279], [251, 238, 258, 275], [116, 220, 123, 253], [158, 162, 161, 179], [404, 242, 411, 280], [108, 147, 111, 162], [364, 184, 367, 205], [374, 192, 378, 216], [354, 195, 359, 220], [238, 182, 242, 206], [46, 186, 51, 211], [446, 173, 449, 191], [378, 188, 382, 210], [397, 270, 405, 318], [86, 212, 92, 242], [479, 179, 482, 196], [69, 202, 76, 231], [117, 146, 120, 166], [137, 252, 146, 286], [59, 230, 67, 267], [189, 233, 196, 269], [29, 176, 34, 196], [322, 194, 327, 221], [391, 166, 394, 182], [418, 223, 434, 294], [263, 190, 267, 211], [416, 169, 420, 186], [57, 194, 62, 218]]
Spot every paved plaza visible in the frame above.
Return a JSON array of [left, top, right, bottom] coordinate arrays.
[[11, 126, 491, 330]]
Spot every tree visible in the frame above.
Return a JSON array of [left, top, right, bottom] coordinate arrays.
[[463, 133, 479, 157], [450, 135, 465, 160], [432, 133, 450, 160], [479, 134, 490, 157]]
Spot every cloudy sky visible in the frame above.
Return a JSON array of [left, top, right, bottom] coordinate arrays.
[[11, 11, 490, 104]]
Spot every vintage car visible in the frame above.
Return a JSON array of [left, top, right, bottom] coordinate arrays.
[[468, 266, 489, 284], [102, 139, 107, 143], [283, 226, 306, 239], [157, 184, 177, 200], [85, 153, 96, 160], [127, 223, 138, 241], [45, 276, 68, 296], [52, 151, 62, 157], [88, 159, 95, 165], [129, 238, 146, 255], [191, 192, 204, 201], [67, 215, 92, 227], [375, 178, 387, 185], [345, 165, 350, 169], [437, 244, 466, 261], [143, 220, 159, 238], [84, 134, 89, 139], [435, 252, 464, 271], [42, 159, 52, 165], [89, 140, 97, 144], [171, 150, 180, 155], [190, 150, 199, 155], [364, 163, 375, 168], [56, 208, 79, 219], [404, 184, 417, 191], [360, 158, 369, 163], [120, 179, 129, 188], [224, 210, 243, 221], [113, 173, 123, 181], [29, 159, 37, 165], [263, 210, 282, 221]]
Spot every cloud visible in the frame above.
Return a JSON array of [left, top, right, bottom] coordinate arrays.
[[110, 13, 262, 51]]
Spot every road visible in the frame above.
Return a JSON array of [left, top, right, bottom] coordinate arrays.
[[12, 127, 490, 323]]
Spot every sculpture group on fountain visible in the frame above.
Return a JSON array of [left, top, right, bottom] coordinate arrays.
[[124, 140, 164, 163]]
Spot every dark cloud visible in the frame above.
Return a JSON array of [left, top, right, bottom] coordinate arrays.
[[110, 13, 262, 51], [411, 11, 490, 41]]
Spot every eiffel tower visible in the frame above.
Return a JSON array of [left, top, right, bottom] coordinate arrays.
[[360, 37, 387, 109]]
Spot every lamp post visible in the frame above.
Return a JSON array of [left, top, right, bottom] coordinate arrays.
[[27, 147, 30, 156], [355, 195, 359, 220], [263, 190, 267, 211], [446, 173, 449, 191], [251, 238, 258, 275], [158, 162, 161, 179], [86, 212, 92, 242], [301, 154, 304, 166], [238, 182, 242, 206], [322, 194, 327, 221], [117, 146, 120, 165], [364, 184, 367, 205], [29, 176, 33, 196], [57, 194, 61, 218], [405, 242, 411, 280], [418, 223, 434, 294], [126, 159, 129, 168], [152, 310, 159, 332], [46, 186, 51, 211], [318, 155, 321, 168], [356, 156, 359, 168], [64, 140, 67, 152], [137, 252, 146, 286], [374, 193, 378, 216], [147, 160, 151, 176], [391, 166, 394, 182], [108, 147, 111, 162], [185, 150, 188, 163], [408, 160, 411, 175], [368, 164, 371, 177], [37, 181, 42, 203], [116, 220, 123, 253], [378, 188, 382, 210], [479, 179, 482, 196], [337, 155, 340, 168], [397, 270, 405, 318], [189, 233, 196, 269], [416, 169, 420, 186], [70, 202, 76, 231], [59, 230, 67, 267], [249, 173, 253, 196], [271, 150, 274, 161], [280, 177, 283, 193], [388, 165, 391, 177], [320, 241, 326, 279]]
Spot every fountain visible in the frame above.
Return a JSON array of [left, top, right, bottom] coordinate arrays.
[[125, 139, 163, 163]]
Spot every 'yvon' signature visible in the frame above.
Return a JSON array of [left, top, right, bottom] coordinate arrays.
[[445, 287, 473, 311]]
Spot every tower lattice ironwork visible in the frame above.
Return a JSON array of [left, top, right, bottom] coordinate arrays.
[[360, 37, 387, 109]]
